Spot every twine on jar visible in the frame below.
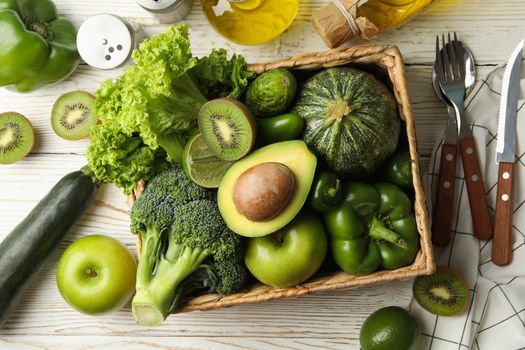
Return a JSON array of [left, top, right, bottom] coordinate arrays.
[[331, 0, 361, 36]]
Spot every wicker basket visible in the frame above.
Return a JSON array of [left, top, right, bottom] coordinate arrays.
[[129, 45, 435, 314]]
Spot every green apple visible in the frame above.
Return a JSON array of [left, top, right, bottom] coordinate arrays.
[[244, 213, 327, 287], [57, 235, 136, 315]]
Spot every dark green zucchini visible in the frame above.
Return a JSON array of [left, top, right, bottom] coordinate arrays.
[[0, 167, 98, 327]]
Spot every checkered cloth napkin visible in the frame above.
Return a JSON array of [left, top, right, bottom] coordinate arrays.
[[410, 62, 525, 349]]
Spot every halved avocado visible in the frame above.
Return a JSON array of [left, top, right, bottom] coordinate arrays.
[[218, 140, 317, 237]]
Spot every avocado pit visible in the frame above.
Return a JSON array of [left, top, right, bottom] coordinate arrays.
[[233, 162, 295, 222]]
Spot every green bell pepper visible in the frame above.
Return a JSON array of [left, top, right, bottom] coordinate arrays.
[[324, 182, 419, 275], [310, 171, 342, 212], [0, 0, 79, 92], [382, 151, 413, 190]]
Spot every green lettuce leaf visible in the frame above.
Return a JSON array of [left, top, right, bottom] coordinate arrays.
[[191, 48, 256, 100], [86, 122, 168, 194]]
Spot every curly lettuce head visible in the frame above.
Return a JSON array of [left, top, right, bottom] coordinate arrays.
[[87, 24, 255, 193], [86, 122, 167, 194], [94, 25, 205, 162]]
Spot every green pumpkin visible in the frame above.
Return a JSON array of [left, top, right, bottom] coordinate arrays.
[[293, 67, 400, 177]]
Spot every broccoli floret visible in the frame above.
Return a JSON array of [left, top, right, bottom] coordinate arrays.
[[130, 166, 213, 233], [213, 237, 247, 294], [170, 200, 246, 295], [130, 167, 246, 326], [170, 259, 246, 310]]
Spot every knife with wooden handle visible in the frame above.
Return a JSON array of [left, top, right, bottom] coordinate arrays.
[[492, 40, 524, 266]]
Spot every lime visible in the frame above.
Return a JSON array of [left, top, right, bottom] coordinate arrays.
[[360, 306, 420, 350], [182, 133, 234, 188]]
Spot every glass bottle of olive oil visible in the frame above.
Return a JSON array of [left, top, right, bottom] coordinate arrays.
[[312, 0, 439, 48], [357, 0, 436, 29], [201, 0, 299, 45]]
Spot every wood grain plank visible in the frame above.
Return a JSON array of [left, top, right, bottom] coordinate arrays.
[[0, 285, 411, 338], [0, 335, 357, 350]]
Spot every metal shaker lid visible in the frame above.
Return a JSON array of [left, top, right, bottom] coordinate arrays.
[[135, 0, 181, 13], [76, 14, 135, 70]]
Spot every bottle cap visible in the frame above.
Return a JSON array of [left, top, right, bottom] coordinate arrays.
[[135, 0, 181, 13], [135, 0, 193, 23], [76, 14, 137, 70]]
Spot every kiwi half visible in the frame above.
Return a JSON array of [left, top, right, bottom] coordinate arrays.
[[0, 112, 34, 164], [413, 266, 469, 316], [51, 90, 97, 140], [198, 98, 256, 161]]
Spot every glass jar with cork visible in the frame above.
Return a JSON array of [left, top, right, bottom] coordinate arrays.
[[312, 0, 439, 48]]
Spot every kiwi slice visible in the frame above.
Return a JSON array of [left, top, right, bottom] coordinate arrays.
[[0, 112, 34, 164], [51, 90, 97, 140], [198, 98, 256, 161], [413, 266, 469, 316]]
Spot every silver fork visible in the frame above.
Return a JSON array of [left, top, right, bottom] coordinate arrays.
[[431, 39, 459, 247], [436, 34, 470, 138], [435, 33, 493, 241]]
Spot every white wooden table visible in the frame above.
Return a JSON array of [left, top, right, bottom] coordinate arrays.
[[1, 1, 524, 348]]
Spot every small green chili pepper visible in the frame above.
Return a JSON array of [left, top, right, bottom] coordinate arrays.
[[256, 113, 304, 145]]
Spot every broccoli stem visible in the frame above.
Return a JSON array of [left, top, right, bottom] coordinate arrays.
[[132, 243, 210, 326], [136, 225, 164, 286], [169, 265, 219, 311]]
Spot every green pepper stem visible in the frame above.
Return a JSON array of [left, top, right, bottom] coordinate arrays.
[[369, 217, 404, 246], [324, 180, 340, 200], [400, 159, 413, 177], [24, 18, 54, 40]]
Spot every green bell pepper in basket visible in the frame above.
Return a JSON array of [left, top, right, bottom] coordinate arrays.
[[0, 0, 79, 92], [324, 182, 419, 275], [310, 171, 342, 212], [382, 151, 413, 190]]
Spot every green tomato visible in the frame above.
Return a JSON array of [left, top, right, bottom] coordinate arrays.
[[56, 235, 136, 315], [244, 213, 327, 287]]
